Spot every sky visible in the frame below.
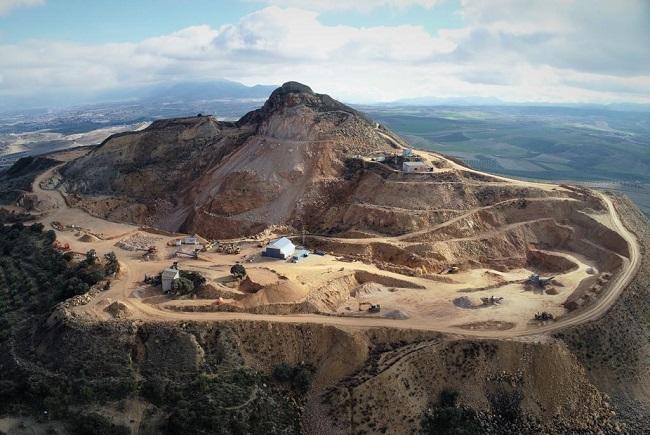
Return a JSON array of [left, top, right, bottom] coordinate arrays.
[[0, 0, 649, 106]]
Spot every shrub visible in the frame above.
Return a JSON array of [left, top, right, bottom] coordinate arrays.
[[70, 413, 129, 435], [272, 363, 294, 382], [440, 388, 459, 407], [421, 406, 481, 435], [421, 389, 481, 435], [173, 277, 194, 295], [272, 363, 314, 394]]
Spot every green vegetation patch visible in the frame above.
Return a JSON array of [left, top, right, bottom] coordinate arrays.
[[0, 156, 59, 204]]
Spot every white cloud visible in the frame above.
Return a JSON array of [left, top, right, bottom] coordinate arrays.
[[0, 0, 44, 16], [0, 3, 649, 106], [214, 7, 455, 61], [254, 0, 440, 12], [454, 0, 650, 77]]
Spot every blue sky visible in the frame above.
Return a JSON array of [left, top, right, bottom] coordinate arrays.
[[0, 0, 462, 44], [0, 0, 648, 106]]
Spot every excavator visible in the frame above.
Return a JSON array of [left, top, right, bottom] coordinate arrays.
[[359, 302, 381, 313], [527, 274, 555, 288]]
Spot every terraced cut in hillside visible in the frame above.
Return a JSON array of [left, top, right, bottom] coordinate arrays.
[[21, 82, 639, 337]]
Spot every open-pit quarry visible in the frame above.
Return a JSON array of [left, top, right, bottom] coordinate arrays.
[[30, 142, 639, 338], [4, 83, 646, 434]]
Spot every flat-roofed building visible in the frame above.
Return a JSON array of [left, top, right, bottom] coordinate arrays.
[[402, 161, 431, 173]]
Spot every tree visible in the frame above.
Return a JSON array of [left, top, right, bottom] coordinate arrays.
[[230, 264, 247, 280], [104, 252, 119, 276], [85, 249, 97, 265], [179, 270, 206, 290], [172, 277, 194, 295]]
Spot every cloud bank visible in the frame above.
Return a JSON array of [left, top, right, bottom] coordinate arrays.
[[1, 1, 649, 105], [0, 0, 43, 16]]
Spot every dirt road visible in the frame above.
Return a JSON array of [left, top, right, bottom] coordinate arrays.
[[30, 158, 641, 339]]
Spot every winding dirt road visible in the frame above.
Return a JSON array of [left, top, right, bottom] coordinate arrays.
[[30, 156, 641, 339]]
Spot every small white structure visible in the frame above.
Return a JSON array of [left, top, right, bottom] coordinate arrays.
[[161, 268, 180, 292], [402, 161, 431, 173], [182, 234, 199, 245], [263, 237, 296, 260], [402, 148, 414, 158]]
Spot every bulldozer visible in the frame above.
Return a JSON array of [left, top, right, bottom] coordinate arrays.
[[359, 302, 381, 313]]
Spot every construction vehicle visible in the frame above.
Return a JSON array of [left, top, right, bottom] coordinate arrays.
[[480, 296, 503, 306], [214, 241, 241, 255], [359, 302, 381, 313], [52, 240, 70, 251], [175, 248, 200, 259], [51, 221, 65, 231], [534, 312, 554, 321], [142, 246, 158, 260], [442, 266, 459, 274], [527, 274, 555, 288]]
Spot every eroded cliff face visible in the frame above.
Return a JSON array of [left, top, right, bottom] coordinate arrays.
[[7, 308, 621, 434]]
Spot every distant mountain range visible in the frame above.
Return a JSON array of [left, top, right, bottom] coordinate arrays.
[[0, 79, 278, 113], [3, 78, 649, 114], [384, 96, 650, 112], [97, 80, 278, 104]]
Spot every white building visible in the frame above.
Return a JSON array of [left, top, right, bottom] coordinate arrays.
[[263, 237, 296, 260], [402, 148, 414, 158], [402, 161, 431, 173], [182, 234, 199, 245], [161, 268, 180, 292]]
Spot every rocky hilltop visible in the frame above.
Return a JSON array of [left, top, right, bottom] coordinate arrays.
[[62, 82, 404, 237]]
